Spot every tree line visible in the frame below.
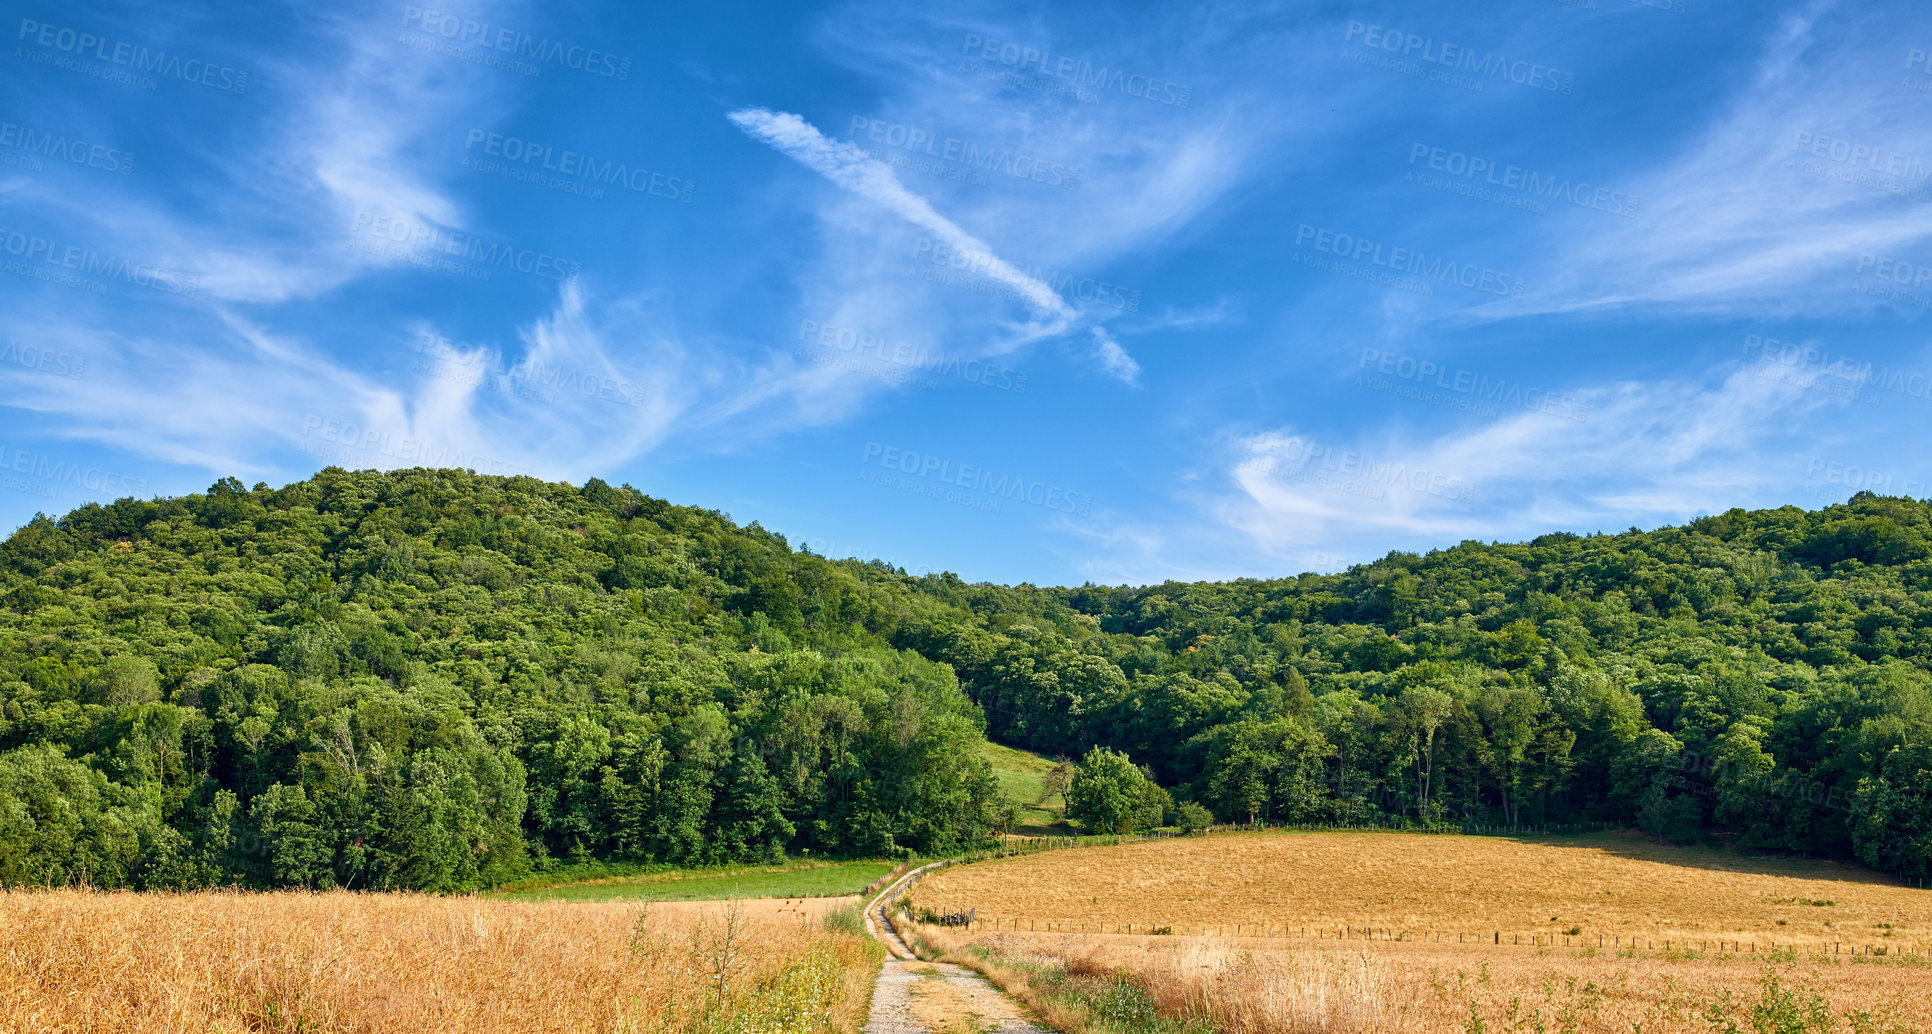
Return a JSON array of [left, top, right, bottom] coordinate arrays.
[[3, 470, 1931, 888], [892, 497, 1932, 880]]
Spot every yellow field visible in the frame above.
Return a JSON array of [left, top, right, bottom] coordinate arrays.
[[908, 924, 1932, 1033], [0, 890, 879, 1034], [914, 830, 1932, 951], [634, 895, 853, 921]]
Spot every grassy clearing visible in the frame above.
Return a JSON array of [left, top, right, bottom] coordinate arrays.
[[0, 890, 881, 1033], [496, 858, 896, 902], [982, 738, 1071, 834]]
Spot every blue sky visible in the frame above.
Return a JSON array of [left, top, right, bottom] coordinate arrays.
[[3, 0, 1931, 585]]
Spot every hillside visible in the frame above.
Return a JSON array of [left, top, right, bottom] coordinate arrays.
[[980, 740, 1070, 834], [3, 469, 1932, 889], [894, 497, 1932, 882], [0, 469, 1002, 890]]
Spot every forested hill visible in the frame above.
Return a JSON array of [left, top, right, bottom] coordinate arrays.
[[3, 470, 1932, 890], [0, 469, 1003, 890], [905, 496, 1932, 881]]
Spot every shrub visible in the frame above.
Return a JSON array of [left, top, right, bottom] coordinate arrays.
[[1176, 802, 1213, 835], [821, 903, 866, 938]]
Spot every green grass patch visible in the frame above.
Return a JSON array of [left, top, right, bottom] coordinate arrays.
[[951, 943, 1212, 1034], [492, 859, 896, 903], [982, 739, 1071, 835]]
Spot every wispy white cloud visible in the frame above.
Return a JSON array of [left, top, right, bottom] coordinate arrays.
[[725, 5, 1303, 398], [1216, 362, 1853, 568], [1506, 3, 1932, 318], [0, 274, 708, 493], [1089, 327, 1140, 384], [0, 307, 380, 478], [0, 2, 718, 493], [728, 104, 1196, 390], [5, 5, 486, 307], [728, 106, 1077, 332]]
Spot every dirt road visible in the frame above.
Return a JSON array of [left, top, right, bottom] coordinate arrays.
[[862, 864, 1049, 1034]]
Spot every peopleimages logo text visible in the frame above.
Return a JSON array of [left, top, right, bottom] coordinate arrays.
[[0, 120, 133, 175], [910, 239, 1142, 311], [16, 19, 248, 92], [0, 444, 146, 495], [862, 443, 1091, 516], [412, 332, 656, 409], [1343, 21, 1574, 94], [1296, 224, 1526, 298], [798, 319, 1026, 392], [463, 130, 693, 201], [400, 7, 631, 79], [959, 34, 1191, 108], [849, 117, 1081, 190], [1407, 144, 1637, 217], [1806, 458, 1927, 498], [0, 340, 85, 378], [1359, 348, 1587, 420], [0, 226, 198, 296], [1791, 131, 1929, 181], [1856, 253, 1932, 288], [352, 212, 582, 282], [1742, 332, 1932, 406], [1259, 437, 1475, 503]]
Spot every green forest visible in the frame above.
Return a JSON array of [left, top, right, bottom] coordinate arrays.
[[2, 468, 1931, 890]]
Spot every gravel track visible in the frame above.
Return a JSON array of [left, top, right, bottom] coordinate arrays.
[[861, 863, 1048, 1034]]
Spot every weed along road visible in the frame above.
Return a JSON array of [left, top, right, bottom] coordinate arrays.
[[863, 861, 1050, 1034]]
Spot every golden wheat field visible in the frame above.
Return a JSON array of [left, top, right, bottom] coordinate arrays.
[[0, 890, 880, 1034], [914, 830, 1932, 951], [908, 922, 1931, 1034]]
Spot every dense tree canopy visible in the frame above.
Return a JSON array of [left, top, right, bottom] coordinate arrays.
[[896, 494, 1932, 881], [4, 471, 1932, 887], [0, 469, 1002, 889]]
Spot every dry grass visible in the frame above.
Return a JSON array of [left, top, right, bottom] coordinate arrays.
[[907, 829, 1932, 1032], [1129, 939, 1413, 1033], [639, 896, 852, 922], [915, 830, 1932, 951], [913, 924, 1932, 1032], [916, 919, 1415, 1033], [902, 921, 1170, 1034], [0, 889, 881, 1034]]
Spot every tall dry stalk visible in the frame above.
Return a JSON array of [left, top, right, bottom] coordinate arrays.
[[1131, 938, 1416, 1033]]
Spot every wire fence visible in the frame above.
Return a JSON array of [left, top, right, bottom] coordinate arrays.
[[912, 913, 1924, 959], [983, 818, 1624, 852]]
